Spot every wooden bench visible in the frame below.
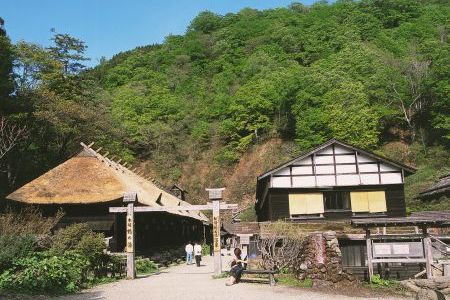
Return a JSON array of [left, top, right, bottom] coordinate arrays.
[[241, 269, 277, 286]]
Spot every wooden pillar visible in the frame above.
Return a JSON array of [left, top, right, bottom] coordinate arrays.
[[423, 227, 433, 279], [366, 229, 374, 281], [124, 193, 137, 279], [212, 200, 222, 275]]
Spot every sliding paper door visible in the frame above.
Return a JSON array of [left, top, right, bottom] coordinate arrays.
[[289, 193, 324, 215], [350, 191, 386, 213]]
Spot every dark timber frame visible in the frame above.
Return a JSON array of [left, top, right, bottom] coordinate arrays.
[[351, 217, 450, 280], [110, 194, 237, 279]]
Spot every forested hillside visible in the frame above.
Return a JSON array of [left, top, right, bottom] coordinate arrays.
[[1, 1, 449, 218]]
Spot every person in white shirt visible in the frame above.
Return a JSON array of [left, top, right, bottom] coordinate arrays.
[[194, 242, 202, 267], [185, 242, 193, 265]]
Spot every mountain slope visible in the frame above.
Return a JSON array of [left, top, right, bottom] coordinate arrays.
[[86, 1, 449, 213]]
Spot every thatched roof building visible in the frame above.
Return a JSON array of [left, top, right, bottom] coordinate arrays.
[[7, 142, 208, 223]]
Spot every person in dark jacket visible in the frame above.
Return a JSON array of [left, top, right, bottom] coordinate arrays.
[[226, 248, 247, 286], [194, 242, 202, 267]]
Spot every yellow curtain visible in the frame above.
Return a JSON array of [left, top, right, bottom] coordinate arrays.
[[351, 191, 386, 213], [306, 193, 325, 214], [289, 194, 307, 215], [289, 193, 324, 215], [368, 191, 387, 213], [350, 192, 369, 212]]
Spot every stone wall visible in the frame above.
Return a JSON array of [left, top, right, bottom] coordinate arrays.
[[296, 231, 355, 283]]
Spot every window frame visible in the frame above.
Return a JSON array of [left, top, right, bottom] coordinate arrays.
[[323, 191, 351, 212]]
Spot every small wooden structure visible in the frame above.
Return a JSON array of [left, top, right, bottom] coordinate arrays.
[[352, 216, 450, 280], [169, 184, 188, 201]]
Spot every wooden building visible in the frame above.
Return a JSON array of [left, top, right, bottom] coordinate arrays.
[[256, 139, 416, 222], [6, 143, 209, 253], [169, 184, 188, 201]]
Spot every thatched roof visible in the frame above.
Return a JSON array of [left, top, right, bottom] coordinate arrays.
[[223, 222, 260, 235], [419, 173, 450, 199], [7, 143, 208, 222]]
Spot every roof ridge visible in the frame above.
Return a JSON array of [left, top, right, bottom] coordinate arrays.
[[257, 138, 417, 179], [79, 142, 201, 212]]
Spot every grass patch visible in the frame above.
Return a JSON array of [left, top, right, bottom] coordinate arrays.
[[277, 275, 313, 288], [363, 275, 409, 295]]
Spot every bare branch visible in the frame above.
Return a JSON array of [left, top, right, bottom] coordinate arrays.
[[0, 117, 27, 160]]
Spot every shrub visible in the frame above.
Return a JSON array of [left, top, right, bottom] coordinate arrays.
[[0, 207, 63, 236], [0, 235, 36, 272], [136, 258, 158, 274], [201, 243, 210, 256], [0, 251, 89, 295], [50, 223, 106, 270]]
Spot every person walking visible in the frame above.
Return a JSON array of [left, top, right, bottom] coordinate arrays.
[[185, 242, 193, 265], [194, 242, 202, 267]]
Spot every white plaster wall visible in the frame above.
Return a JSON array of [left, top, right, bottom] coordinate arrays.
[[272, 176, 291, 187], [292, 176, 316, 187], [292, 166, 313, 175], [316, 175, 335, 186]]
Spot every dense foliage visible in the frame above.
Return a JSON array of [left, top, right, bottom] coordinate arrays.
[[0, 220, 122, 295], [0, 252, 90, 294], [0, 0, 449, 210], [0, 235, 36, 272]]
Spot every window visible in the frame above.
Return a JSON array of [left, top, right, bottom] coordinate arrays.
[[288, 193, 324, 216], [324, 191, 351, 211], [350, 191, 387, 213]]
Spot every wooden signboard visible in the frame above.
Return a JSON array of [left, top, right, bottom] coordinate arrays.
[[126, 214, 134, 252], [238, 234, 251, 245], [212, 216, 221, 252], [373, 242, 423, 258], [124, 191, 137, 203]]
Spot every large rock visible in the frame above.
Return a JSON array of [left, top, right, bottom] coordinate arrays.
[[415, 289, 447, 300]]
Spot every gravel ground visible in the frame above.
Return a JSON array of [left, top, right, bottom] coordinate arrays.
[[49, 256, 411, 300]]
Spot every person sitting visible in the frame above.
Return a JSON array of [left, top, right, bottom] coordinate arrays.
[[226, 248, 247, 286]]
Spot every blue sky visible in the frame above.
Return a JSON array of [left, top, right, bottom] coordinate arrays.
[[2, 0, 316, 67]]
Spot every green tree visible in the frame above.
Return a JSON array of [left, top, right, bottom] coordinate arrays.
[[0, 17, 15, 113]]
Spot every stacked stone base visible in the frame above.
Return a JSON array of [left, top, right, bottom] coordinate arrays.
[[296, 231, 356, 284]]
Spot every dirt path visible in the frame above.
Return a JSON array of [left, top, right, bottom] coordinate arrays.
[[55, 256, 411, 300]]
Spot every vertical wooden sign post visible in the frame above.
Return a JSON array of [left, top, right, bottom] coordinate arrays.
[[124, 192, 137, 279], [206, 188, 225, 276]]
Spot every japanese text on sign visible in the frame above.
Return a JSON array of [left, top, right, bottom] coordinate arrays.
[[213, 216, 220, 252], [126, 216, 133, 252]]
